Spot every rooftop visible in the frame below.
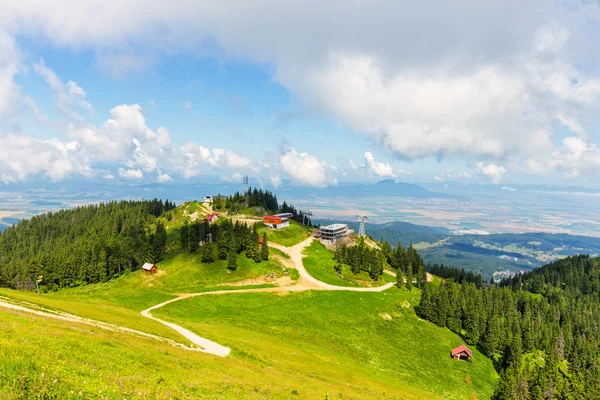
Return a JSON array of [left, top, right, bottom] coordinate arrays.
[[321, 223, 348, 231], [142, 262, 155, 271]]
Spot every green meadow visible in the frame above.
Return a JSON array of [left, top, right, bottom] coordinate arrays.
[[303, 240, 392, 287], [153, 289, 498, 399], [257, 220, 313, 246]]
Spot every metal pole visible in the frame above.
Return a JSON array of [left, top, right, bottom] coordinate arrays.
[[36, 281, 39, 295]]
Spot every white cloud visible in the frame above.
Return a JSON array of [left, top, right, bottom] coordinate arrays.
[[183, 100, 193, 111], [118, 168, 143, 180], [180, 143, 252, 178], [1, 2, 600, 185], [269, 173, 282, 188], [34, 60, 92, 120], [364, 152, 395, 178], [433, 176, 444, 182], [476, 163, 506, 183], [157, 170, 173, 182], [279, 148, 336, 187], [103, 173, 114, 179], [0, 133, 90, 183]]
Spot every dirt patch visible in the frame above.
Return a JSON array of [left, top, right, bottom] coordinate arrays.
[[189, 211, 201, 221], [379, 313, 393, 320]]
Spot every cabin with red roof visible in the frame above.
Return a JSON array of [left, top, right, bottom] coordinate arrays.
[[451, 344, 473, 360], [206, 212, 219, 225]]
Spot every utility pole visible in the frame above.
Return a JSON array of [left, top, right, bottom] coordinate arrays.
[[357, 215, 368, 237], [243, 175, 249, 194]]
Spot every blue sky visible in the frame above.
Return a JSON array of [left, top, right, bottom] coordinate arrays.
[[1, 1, 600, 188]]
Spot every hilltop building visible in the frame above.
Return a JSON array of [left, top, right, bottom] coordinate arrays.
[[263, 214, 290, 229], [142, 262, 157, 274], [319, 223, 349, 244], [204, 195, 217, 203], [206, 213, 219, 225], [451, 344, 473, 361]]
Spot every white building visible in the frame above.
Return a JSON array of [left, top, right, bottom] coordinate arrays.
[[320, 223, 349, 244], [204, 195, 217, 203]]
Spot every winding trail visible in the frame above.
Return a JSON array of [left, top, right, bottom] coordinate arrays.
[[1, 235, 396, 358], [140, 236, 396, 356]]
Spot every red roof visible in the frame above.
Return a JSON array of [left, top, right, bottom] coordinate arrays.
[[206, 212, 218, 221], [451, 344, 473, 358]]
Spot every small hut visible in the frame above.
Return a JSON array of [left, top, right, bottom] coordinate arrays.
[[206, 212, 219, 225], [451, 344, 473, 361], [142, 262, 157, 274]]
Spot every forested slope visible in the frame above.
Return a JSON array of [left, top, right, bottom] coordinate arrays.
[[418, 255, 600, 399], [0, 200, 175, 290]]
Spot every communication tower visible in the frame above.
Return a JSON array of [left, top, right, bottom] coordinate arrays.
[[357, 215, 368, 237]]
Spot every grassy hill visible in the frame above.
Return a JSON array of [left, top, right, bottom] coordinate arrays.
[[0, 199, 500, 399], [0, 252, 288, 342], [153, 289, 497, 399], [303, 240, 395, 287], [256, 220, 313, 246], [1, 287, 498, 399]]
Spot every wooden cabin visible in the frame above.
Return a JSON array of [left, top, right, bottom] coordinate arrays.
[[451, 344, 473, 361], [142, 262, 157, 274]]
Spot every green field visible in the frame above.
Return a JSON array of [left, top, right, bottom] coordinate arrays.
[[257, 220, 313, 246], [0, 252, 285, 341], [0, 209, 500, 399], [303, 240, 389, 287], [153, 289, 498, 399]]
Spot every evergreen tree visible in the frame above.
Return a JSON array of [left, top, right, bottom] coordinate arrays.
[[227, 248, 237, 271], [261, 233, 269, 261]]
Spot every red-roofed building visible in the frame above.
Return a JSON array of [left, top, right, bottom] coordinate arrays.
[[206, 213, 219, 225], [451, 344, 473, 360]]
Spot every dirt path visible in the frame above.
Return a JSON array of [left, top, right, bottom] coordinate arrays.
[[4, 236, 397, 358], [270, 236, 397, 292], [0, 296, 205, 353]]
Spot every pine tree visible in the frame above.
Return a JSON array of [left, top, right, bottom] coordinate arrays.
[[180, 221, 190, 252], [227, 248, 237, 271], [261, 233, 269, 261]]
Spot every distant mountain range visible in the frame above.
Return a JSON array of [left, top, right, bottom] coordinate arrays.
[[279, 179, 451, 199]]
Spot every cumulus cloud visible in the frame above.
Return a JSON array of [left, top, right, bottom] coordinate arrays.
[[476, 163, 506, 183], [34, 60, 92, 120], [364, 152, 395, 178], [269, 173, 282, 188], [1, 1, 600, 184], [279, 148, 336, 187], [157, 170, 173, 182], [118, 168, 143, 180], [179, 143, 252, 178], [0, 133, 90, 183]]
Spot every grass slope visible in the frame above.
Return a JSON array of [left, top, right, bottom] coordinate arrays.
[[303, 240, 388, 287], [153, 289, 498, 399], [0, 253, 285, 341], [2, 310, 411, 400], [257, 220, 313, 246]]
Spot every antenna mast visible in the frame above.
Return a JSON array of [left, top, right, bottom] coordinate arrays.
[[357, 215, 368, 237], [243, 175, 249, 193]]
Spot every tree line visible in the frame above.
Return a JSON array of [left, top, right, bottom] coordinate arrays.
[[334, 237, 384, 280], [180, 219, 269, 270], [213, 187, 313, 225], [427, 263, 484, 288], [417, 255, 600, 399], [0, 200, 173, 291], [379, 241, 428, 289]]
